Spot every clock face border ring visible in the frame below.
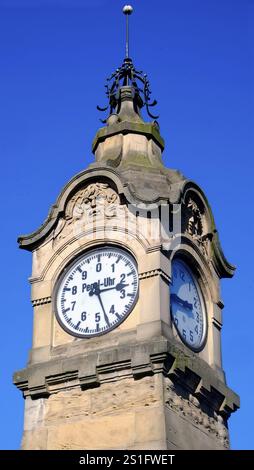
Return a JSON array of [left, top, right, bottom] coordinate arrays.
[[52, 244, 139, 339], [170, 256, 208, 353]]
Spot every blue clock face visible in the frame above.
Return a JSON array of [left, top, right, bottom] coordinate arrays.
[[170, 259, 206, 351]]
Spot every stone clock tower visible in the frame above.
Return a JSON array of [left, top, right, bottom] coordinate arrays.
[[14, 6, 239, 450]]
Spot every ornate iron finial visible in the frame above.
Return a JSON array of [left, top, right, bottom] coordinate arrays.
[[97, 5, 159, 123]]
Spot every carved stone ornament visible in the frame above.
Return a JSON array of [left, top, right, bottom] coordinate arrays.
[[53, 182, 121, 243], [196, 232, 214, 259], [183, 197, 214, 259], [165, 382, 229, 448], [186, 198, 203, 237]]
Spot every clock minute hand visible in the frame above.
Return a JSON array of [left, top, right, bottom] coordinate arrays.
[[88, 285, 110, 325], [97, 292, 110, 327]]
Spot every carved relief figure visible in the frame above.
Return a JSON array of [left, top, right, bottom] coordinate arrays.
[[53, 182, 121, 243], [186, 198, 203, 237], [71, 182, 120, 219], [183, 197, 213, 259]]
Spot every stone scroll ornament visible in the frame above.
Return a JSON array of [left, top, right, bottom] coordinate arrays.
[[53, 183, 121, 243]]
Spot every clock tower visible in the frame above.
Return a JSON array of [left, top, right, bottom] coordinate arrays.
[[14, 6, 239, 450]]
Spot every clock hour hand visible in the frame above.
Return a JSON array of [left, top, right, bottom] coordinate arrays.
[[100, 282, 129, 293], [89, 284, 100, 297], [89, 282, 129, 296], [171, 293, 193, 314]]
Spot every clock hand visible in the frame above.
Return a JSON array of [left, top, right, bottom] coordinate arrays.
[[183, 300, 193, 311], [97, 292, 110, 327], [89, 284, 99, 297], [171, 293, 193, 311], [87, 284, 111, 327], [100, 282, 129, 293], [89, 282, 129, 296]]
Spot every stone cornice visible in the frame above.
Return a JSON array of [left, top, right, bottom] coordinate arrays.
[[139, 268, 170, 283], [13, 337, 239, 418], [92, 120, 165, 153], [32, 296, 51, 306]]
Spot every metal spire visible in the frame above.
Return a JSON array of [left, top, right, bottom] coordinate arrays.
[[97, 5, 159, 123], [123, 5, 133, 59]]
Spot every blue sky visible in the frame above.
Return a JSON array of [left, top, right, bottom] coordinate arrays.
[[0, 0, 253, 450]]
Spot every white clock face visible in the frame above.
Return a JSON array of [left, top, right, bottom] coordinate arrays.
[[55, 246, 139, 338], [170, 259, 207, 351]]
